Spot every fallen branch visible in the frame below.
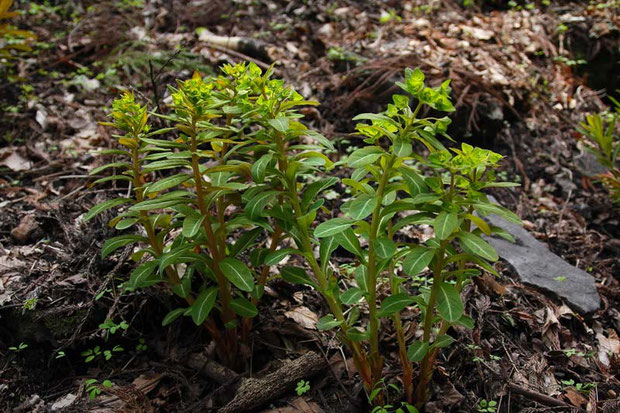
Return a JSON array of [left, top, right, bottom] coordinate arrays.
[[219, 351, 327, 413]]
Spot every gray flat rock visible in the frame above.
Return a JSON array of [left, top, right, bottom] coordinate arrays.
[[481, 202, 600, 314]]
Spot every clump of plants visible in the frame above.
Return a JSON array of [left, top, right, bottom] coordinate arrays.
[[577, 96, 619, 203], [89, 63, 518, 408]]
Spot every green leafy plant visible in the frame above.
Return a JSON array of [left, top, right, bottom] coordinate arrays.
[[88, 63, 322, 368], [273, 67, 519, 406], [99, 319, 129, 341], [85, 378, 113, 400], [577, 97, 619, 202], [81, 345, 123, 363], [89, 64, 518, 407], [477, 399, 497, 413], [295, 379, 310, 395]]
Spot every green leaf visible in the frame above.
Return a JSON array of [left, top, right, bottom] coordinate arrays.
[[354, 265, 369, 292], [458, 232, 498, 261], [319, 236, 338, 272], [436, 283, 463, 322], [157, 245, 196, 274], [268, 116, 290, 133], [393, 138, 412, 158], [402, 247, 435, 275], [407, 341, 429, 362], [230, 297, 258, 317], [341, 287, 364, 305], [314, 218, 353, 238], [101, 235, 146, 259], [454, 314, 475, 329], [115, 218, 140, 230], [399, 167, 429, 196], [172, 268, 192, 298], [191, 287, 218, 325], [126, 261, 160, 291], [346, 327, 370, 342], [473, 202, 521, 225], [347, 147, 384, 168], [334, 227, 363, 258], [281, 266, 318, 289], [182, 211, 205, 238], [374, 237, 396, 259], [301, 177, 339, 211], [430, 334, 455, 349], [433, 211, 458, 240], [377, 293, 415, 317], [348, 194, 378, 220], [162, 308, 186, 326], [229, 228, 263, 257], [144, 173, 191, 195], [251, 153, 273, 184], [130, 197, 191, 212], [264, 248, 298, 265], [316, 314, 343, 331], [246, 191, 277, 219], [85, 198, 131, 222], [219, 258, 254, 292]]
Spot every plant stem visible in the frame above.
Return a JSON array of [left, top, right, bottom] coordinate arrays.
[[388, 261, 413, 403], [188, 124, 239, 367], [274, 131, 373, 389], [366, 154, 396, 382], [414, 239, 448, 406]]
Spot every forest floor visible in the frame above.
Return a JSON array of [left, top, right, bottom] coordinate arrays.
[[0, 1, 619, 412]]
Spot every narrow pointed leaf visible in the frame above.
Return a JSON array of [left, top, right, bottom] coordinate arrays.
[[316, 314, 343, 331], [374, 237, 396, 259], [162, 308, 186, 326], [340, 287, 364, 305], [436, 283, 463, 322], [402, 247, 435, 275], [433, 211, 458, 240], [85, 198, 131, 221], [101, 235, 146, 259], [264, 248, 298, 266], [182, 211, 205, 238], [347, 147, 384, 168], [458, 232, 498, 261], [280, 266, 318, 289], [335, 227, 363, 258], [348, 194, 378, 220], [230, 297, 258, 317], [191, 287, 218, 325], [314, 218, 353, 238], [377, 293, 415, 317], [219, 258, 254, 292], [407, 341, 429, 362]]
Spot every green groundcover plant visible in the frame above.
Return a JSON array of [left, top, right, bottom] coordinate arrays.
[[88, 63, 519, 408]]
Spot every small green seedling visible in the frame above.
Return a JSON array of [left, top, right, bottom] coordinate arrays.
[[9, 342, 28, 352], [477, 399, 497, 413], [296, 379, 310, 395], [85, 379, 113, 400]]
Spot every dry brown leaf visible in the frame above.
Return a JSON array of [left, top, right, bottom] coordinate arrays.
[[565, 388, 587, 408], [597, 329, 620, 368], [0, 147, 32, 171], [284, 306, 319, 330]]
